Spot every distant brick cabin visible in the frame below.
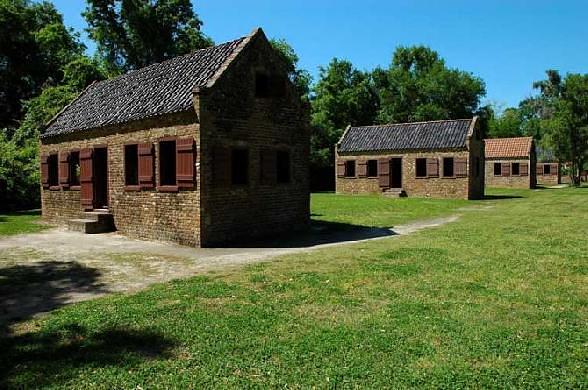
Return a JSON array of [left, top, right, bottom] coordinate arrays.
[[536, 147, 561, 186], [335, 118, 485, 199], [484, 137, 536, 189], [39, 28, 310, 247]]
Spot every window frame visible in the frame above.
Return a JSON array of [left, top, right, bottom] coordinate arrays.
[[157, 137, 178, 192], [344, 160, 356, 178], [124, 143, 140, 191], [366, 159, 378, 178], [442, 157, 455, 178], [276, 150, 291, 184], [511, 162, 520, 176], [69, 150, 81, 190], [231, 148, 250, 186], [415, 158, 428, 178], [543, 163, 551, 175], [493, 162, 502, 176], [48, 153, 59, 190]]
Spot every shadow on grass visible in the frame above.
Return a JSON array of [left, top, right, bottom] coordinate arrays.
[[0, 210, 41, 217], [483, 194, 524, 200], [0, 325, 176, 388], [0, 261, 107, 334], [220, 219, 395, 249]]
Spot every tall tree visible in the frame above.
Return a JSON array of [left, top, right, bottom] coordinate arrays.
[[0, 0, 84, 129], [84, 0, 212, 73], [374, 45, 486, 124], [270, 39, 312, 102], [310, 58, 379, 167], [487, 107, 524, 138]]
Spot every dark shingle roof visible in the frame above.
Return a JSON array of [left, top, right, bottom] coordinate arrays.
[[42, 34, 250, 138], [337, 118, 475, 153]]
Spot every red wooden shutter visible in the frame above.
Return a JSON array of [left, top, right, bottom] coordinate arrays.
[[80, 148, 94, 210], [550, 163, 558, 175], [176, 138, 195, 188], [426, 158, 439, 178], [520, 163, 529, 176], [260, 149, 276, 185], [455, 157, 467, 177], [537, 163, 544, 175], [138, 143, 154, 189], [378, 158, 390, 188], [59, 151, 70, 188], [336, 161, 345, 178], [213, 146, 230, 187], [357, 160, 367, 178], [41, 154, 49, 189], [501, 163, 510, 177]]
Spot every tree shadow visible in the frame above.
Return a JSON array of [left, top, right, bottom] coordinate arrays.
[[219, 219, 395, 248], [0, 324, 176, 388], [0, 210, 42, 217], [0, 261, 108, 334], [482, 194, 524, 200]]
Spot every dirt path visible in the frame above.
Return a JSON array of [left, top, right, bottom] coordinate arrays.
[[0, 214, 461, 325]]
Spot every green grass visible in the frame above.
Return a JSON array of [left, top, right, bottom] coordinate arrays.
[[1, 188, 587, 388], [0, 210, 47, 236]]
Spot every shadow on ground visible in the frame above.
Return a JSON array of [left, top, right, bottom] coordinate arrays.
[[483, 194, 524, 200], [220, 220, 395, 249], [0, 324, 176, 388], [0, 261, 107, 333]]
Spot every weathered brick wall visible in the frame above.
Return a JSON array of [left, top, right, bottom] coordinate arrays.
[[537, 163, 560, 186], [40, 112, 202, 246], [336, 150, 475, 199], [485, 158, 532, 189], [198, 32, 310, 246]]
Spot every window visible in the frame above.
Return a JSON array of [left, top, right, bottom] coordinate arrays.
[[276, 150, 290, 183], [48, 154, 58, 187], [415, 158, 427, 178], [124, 144, 139, 186], [494, 162, 501, 176], [443, 157, 454, 177], [69, 151, 80, 186], [159, 140, 176, 186], [511, 162, 520, 176], [232, 148, 249, 185], [344, 160, 356, 178], [255, 72, 286, 98], [543, 164, 551, 175], [367, 160, 378, 177]]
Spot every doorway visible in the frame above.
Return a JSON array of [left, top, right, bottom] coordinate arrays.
[[390, 158, 402, 189], [93, 147, 108, 209]]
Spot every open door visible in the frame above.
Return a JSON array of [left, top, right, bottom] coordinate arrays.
[[390, 158, 402, 189], [93, 147, 108, 209], [80, 148, 94, 211]]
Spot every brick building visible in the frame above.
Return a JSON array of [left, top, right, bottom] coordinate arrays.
[[39, 28, 310, 247], [536, 147, 561, 186], [335, 118, 485, 199], [484, 137, 536, 189]]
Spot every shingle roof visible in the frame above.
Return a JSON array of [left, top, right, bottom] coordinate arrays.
[[337, 118, 475, 153], [484, 137, 534, 159], [42, 31, 254, 138]]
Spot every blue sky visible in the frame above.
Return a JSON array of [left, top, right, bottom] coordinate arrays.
[[52, 0, 587, 109]]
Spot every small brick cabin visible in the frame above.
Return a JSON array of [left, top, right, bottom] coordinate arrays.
[[484, 137, 536, 189], [335, 118, 485, 199], [536, 147, 561, 186], [39, 28, 310, 247]]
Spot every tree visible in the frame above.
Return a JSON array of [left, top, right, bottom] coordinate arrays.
[[0, 0, 84, 129], [84, 0, 212, 73], [487, 107, 524, 138], [374, 45, 486, 124], [270, 39, 312, 102], [310, 59, 379, 167]]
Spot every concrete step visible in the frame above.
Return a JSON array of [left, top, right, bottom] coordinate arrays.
[[68, 211, 115, 234], [383, 188, 407, 198]]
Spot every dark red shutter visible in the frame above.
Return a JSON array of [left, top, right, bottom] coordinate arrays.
[[260, 149, 276, 185], [138, 143, 154, 189], [357, 160, 367, 178], [501, 163, 510, 177], [176, 138, 195, 188], [455, 157, 467, 177], [59, 151, 70, 188], [520, 163, 529, 176], [537, 163, 544, 175], [336, 161, 345, 178], [80, 148, 94, 210], [426, 158, 439, 178], [41, 154, 49, 189], [378, 158, 390, 188], [550, 163, 558, 175], [214, 146, 230, 187]]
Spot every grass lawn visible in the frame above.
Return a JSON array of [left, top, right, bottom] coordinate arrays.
[[0, 210, 47, 236], [1, 188, 587, 388]]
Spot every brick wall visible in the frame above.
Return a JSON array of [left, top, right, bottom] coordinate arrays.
[[40, 112, 202, 246], [336, 149, 483, 199], [536, 163, 560, 186], [198, 32, 310, 246], [485, 158, 533, 189]]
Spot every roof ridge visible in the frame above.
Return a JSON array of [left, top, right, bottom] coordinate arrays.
[[350, 118, 473, 129], [485, 136, 533, 141]]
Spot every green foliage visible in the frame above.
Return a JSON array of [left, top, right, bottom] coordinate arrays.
[[310, 59, 379, 167], [270, 39, 312, 101], [487, 107, 524, 138], [83, 0, 213, 73], [374, 45, 486, 123], [0, 0, 84, 128]]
